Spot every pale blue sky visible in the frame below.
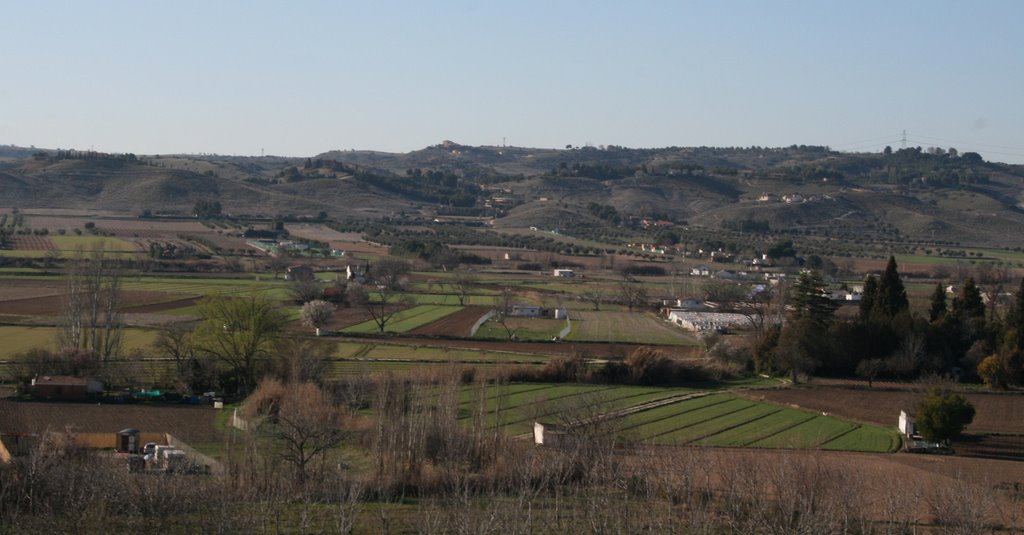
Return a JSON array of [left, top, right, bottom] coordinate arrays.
[[1, 1, 1022, 163]]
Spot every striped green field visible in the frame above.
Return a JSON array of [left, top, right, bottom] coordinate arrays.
[[615, 393, 899, 453], [342, 305, 466, 334]]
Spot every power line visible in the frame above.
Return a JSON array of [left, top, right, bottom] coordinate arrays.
[[905, 133, 1024, 153]]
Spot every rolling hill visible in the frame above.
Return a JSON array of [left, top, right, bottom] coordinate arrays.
[[2, 143, 1023, 248]]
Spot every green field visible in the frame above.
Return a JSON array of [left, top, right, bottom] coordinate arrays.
[[342, 305, 465, 334], [566, 310, 698, 345], [613, 393, 898, 452], [0, 326, 158, 358]]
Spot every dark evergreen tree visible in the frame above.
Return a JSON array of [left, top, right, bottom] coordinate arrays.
[[775, 270, 837, 382], [928, 283, 947, 322], [872, 256, 909, 320], [859, 275, 878, 323], [789, 270, 838, 329], [953, 278, 986, 320]]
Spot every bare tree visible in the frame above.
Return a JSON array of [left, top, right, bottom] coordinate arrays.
[[255, 381, 345, 487], [450, 271, 478, 306], [271, 337, 334, 384], [151, 322, 200, 391], [369, 257, 411, 291], [58, 246, 123, 363], [581, 288, 607, 311], [494, 286, 520, 340], [617, 278, 649, 312], [288, 278, 323, 304], [347, 282, 411, 334]]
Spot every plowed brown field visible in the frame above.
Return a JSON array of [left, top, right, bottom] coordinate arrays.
[[0, 291, 180, 316], [0, 400, 222, 443], [748, 385, 1024, 434], [410, 305, 488, 336]]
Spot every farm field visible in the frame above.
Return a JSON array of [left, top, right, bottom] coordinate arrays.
[[473, 317, 567, 341], [440, 383, 895, 451], [0, 400, 223, 443], [409, 306, 489, 337], [395, 293, 497, 306], [749, 385, 1024, 435], [323, 360, 526, 379], [566, 310, 699, 345], [616, 393, 899, 452], [333, 341, 547, 363], [342, 305, 466, 334], [0, 326, 158, 359]]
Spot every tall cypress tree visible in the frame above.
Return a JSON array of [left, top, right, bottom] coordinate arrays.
[[873, 256, 909, 320]]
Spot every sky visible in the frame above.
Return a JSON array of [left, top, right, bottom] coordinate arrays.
[[1, 1, 1022, 163]]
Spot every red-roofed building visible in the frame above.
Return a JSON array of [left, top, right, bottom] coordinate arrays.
[[29, 376, 104, 400]]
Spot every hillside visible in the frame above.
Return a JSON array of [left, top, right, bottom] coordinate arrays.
[[1, 143, 1023, 247]]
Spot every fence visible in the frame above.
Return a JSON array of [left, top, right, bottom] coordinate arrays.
[[166, 433, 226, 476]]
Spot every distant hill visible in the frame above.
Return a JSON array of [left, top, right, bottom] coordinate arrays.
[[1, 142, 1023, 247]]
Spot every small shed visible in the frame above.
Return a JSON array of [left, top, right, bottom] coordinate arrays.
[[553, 269, 576, 277], [533, 422, 572, 448], [898, 410, 916, 438], [117, 428, 141, 454]]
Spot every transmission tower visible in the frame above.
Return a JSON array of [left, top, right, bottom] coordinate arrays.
[[901, 130, 907, 149]]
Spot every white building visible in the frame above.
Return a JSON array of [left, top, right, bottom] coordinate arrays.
[[666, 310, 749, 333]]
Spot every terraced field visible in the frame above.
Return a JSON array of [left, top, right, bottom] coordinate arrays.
[[458, 386, 899, 453], [619, 393, 899, 452]]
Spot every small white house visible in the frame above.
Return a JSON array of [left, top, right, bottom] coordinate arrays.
[[553, 269, 576, 277]]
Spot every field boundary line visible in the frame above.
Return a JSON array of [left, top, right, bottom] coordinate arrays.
[[689, 408, 785, 446], [640, 402, 758, 442], [740, 413, 817, 446]]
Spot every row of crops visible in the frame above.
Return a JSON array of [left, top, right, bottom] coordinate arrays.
[[451, 384, 899, 453]]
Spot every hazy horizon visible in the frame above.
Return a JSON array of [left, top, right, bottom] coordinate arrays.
[[2, 1, 1023, 163]]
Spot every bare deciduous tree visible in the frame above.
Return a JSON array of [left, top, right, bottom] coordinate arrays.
[[288, 277, 323, 304], [255, 381, 345, 487], [58, 246, 123, 363], [450, 271, 477, 306]]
